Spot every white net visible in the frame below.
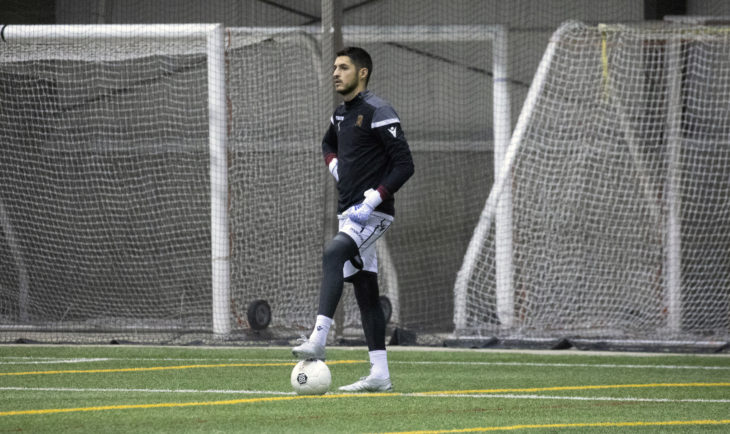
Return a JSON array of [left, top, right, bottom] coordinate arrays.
[[455, 22, 730, 342], [5, 1, 730, 346], [226, 30, 325, 334], [0, 28, 213, 334], [1, 25, 493, 342]]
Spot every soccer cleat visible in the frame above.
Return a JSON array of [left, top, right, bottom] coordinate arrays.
[[338, 376, 393, 392], [292, 339, 326, 361]]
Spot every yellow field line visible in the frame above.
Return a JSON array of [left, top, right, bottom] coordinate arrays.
[[0, 393, 393, 417], [1, 382, 728, 418], [384, 419, 730, 433], [0, 360, 363, 377], [416, 382, 730, 395]]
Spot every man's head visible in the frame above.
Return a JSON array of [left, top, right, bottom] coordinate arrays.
[[333, 46, 372, 100]]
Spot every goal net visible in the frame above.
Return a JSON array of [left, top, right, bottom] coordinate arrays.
[[454, 21, 730, 344], [0, 25, 222, 340], [226, 29, 326, 335]]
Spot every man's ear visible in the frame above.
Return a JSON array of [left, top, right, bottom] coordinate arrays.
[[359, 67, 369, 81]]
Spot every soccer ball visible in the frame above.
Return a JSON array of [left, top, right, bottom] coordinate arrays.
[[290, 360, 331, 395]]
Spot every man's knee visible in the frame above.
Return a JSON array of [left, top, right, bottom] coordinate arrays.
[[323, 232, 358, 266]]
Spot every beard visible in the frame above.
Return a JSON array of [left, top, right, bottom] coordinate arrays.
[[335, 78, 359, 95]]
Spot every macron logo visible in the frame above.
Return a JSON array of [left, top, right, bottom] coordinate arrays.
[[388, 126, 397, 137]]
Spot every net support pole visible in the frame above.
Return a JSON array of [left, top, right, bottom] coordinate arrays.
[[207, 24, 231, 336], [492, 27, 513, 330], [664, 36, 682, 334]]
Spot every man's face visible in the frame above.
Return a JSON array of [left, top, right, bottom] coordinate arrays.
[[333, 55, 364, 97]]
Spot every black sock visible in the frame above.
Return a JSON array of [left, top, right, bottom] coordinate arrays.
[[352, 271, 386, 351]]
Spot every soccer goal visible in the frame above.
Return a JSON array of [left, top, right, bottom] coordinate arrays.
[[454, 21, 730, 346], [0, 24, 510, 344], [0, 24, 230, 338]]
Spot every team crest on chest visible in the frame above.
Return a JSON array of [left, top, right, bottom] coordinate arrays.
[[356, 115, 363, 127]]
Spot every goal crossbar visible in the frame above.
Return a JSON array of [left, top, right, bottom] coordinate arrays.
[[1, 24, 221, 41]]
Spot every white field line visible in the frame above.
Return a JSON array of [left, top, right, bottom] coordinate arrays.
[[0, 358, 111, 365], [1, 357, 728, 371], [3, 386, 729, 405]]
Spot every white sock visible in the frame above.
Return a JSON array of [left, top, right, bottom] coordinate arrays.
[[308, 315, 332, 347], [368, 350, 389, 379]]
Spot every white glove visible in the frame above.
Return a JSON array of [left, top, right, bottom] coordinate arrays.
[[345, 188, 383, 225], [328, 158, 339, 182]]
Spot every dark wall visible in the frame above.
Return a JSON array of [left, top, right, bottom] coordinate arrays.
[[1, 0, 55, 24], [644, 0, 686, 19]]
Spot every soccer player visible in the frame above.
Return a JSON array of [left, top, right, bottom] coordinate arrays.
[[292, 46, 414, 392]]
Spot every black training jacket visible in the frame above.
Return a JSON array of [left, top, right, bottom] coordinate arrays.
[[321, 90, 415, 216]]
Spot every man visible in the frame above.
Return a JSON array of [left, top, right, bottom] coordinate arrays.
[[292, 47, 414, 392]]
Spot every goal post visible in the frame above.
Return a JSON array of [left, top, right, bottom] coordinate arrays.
[[663, 32, 682, 334], [454, 21, 730, 344], [205, 24, 229, 336]]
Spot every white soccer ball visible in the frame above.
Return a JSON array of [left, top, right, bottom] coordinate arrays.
[[290, 360, 331, 395]]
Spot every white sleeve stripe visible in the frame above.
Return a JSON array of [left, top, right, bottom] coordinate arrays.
[[371, 118, 399, 129]]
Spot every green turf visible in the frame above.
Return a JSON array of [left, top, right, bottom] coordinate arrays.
[[0, 345, 728, 433]]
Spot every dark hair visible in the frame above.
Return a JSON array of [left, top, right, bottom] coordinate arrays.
[[336, 46, 373, 86]]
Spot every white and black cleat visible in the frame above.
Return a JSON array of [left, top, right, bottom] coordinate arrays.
[[338, 376, 393, 392], [292, 339, 326, 361]]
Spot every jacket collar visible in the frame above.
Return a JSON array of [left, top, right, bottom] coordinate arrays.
[[344, 90, 370, 108]]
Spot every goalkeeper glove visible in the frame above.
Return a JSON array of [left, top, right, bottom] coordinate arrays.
[[328, 158, 339, 182], [345, 188, 383, 225]]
